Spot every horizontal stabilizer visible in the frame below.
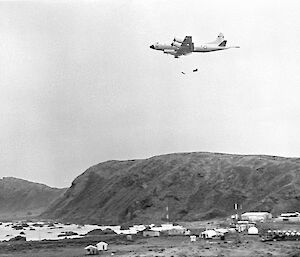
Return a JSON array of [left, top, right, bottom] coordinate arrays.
[[219, 40, 227, 47]]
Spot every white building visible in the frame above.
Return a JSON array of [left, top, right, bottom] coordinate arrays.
[[96, 241, 108, 251], [241, 212, 272, 222], [167, 228, 186, 236], [201, 230, 218, 239], [151, 223, 184, 232], [248, 226, 259, 235], [142, 230, 160, 237], [280, 212, 299, 217], [190, 235, 196, 242], [84, 245, 98, 255], [275, 212, 300, 222]]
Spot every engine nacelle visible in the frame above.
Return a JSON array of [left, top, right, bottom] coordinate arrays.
[[163, 49, 176, 55], [171, 42, 181, 48], [173, 37, 183, 43]]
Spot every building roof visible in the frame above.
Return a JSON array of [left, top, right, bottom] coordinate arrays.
[[241, 212, 270, 216], [85, 245, 97, 250], [215, 228, 228, 234], [96, 242, 108, 246], [280, 212, 300, 217], [201, 230, 217, 237]]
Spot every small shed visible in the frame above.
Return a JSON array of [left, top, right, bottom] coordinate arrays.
[[143, 230, 160, 237], [237, 224, 247, 232], [201, 230, 218, 239], [96, 241, 108, 251], [126, 234, 133, 241], [167, 228, 186, 236], [84, 245, 98, 255], [190, 235, 196, 242], [248, 226, 259, 235], [184, 229, 191, 235]]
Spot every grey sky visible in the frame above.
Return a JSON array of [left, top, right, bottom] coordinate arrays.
[[0, 0, 299, 187]]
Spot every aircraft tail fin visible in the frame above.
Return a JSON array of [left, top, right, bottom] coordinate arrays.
[[207, 33, 224, 44], [218, 40, 227, 47]]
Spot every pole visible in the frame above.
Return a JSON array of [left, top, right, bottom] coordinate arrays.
[[166, 205, 169, 223]]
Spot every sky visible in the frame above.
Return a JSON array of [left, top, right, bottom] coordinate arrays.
[[0, 0, 300, 188]]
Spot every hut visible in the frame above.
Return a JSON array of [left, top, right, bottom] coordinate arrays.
[[201, 230, 218, 239], [184, 229, 191, 235], [96, 241, 108, 251], [126, 234, 133, 241], [236, 223, 247, 233], [190, 235, 196, 242], [167, 228, 186, 236], [142, 229, 160, 237], [84, 245, 98, 255]]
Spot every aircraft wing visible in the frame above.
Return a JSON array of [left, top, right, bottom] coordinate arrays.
[[175, 36, 193, 56]]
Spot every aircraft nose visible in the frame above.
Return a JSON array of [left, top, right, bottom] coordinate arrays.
[[150, 45, 154, 49]]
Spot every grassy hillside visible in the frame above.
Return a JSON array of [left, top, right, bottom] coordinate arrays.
[[41, 152, 300, 224], [0, 177, 66, 220]]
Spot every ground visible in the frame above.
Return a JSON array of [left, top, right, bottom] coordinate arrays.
[[0, 221, 299, 257], [0, 234, 299, 257]]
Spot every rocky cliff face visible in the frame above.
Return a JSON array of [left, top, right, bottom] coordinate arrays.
[[42, 152, 300, 224], [0, 177, 66, 219]]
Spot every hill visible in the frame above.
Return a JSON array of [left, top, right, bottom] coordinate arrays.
[[0, 177, 66, 220], [41, 152, 300, 224]]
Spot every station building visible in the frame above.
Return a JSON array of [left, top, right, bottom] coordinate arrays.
[[241, 212, 272, 222]]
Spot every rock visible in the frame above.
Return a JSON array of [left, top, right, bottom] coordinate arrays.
[[57, 231, 78, 237], [86, 228, 116, 235], [9, 235, 26, 241]]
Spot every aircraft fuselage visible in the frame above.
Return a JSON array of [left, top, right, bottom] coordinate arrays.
[[194, 45, 230, 52], [150, 44, 234, 53], [150, 33, 239, 58]]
